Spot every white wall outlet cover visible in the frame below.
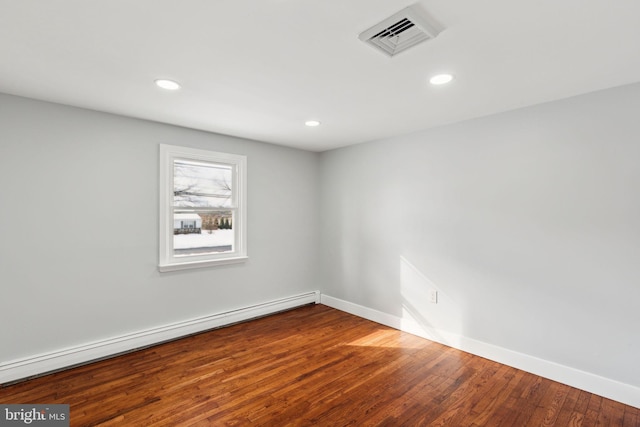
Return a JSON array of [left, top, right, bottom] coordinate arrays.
[[429, 290, 438, 303]]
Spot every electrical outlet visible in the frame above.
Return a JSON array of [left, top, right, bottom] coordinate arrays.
[[429, 290, 438, 304]]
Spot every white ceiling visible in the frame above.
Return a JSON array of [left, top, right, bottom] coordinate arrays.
[[1, 1, 639, 152]]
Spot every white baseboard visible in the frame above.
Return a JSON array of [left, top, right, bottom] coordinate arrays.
[[0, 291, 320, 385], [320, 294, 640, 409]]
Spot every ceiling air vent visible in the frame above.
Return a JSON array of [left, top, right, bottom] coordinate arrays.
[[359, 5, 442, 57]]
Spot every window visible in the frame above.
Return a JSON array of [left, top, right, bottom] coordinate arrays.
[[159, 144, 247, 272]]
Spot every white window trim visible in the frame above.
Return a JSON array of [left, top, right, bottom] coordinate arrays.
[[159, 144, 247, 272]]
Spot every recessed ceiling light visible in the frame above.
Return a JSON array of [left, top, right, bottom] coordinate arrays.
[[305, 120, 321, 127], [429, 74, 454, 85], [155, 79, 181, 90]]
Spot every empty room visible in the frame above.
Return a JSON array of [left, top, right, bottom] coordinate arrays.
[[1, 1, 639, 425]]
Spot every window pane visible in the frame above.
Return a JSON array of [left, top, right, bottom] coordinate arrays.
[[173, 159, 232, 208], [173, 210, 234, 257]]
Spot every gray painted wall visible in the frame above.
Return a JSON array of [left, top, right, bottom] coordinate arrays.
[[320, 83, 640, 387], [0, 93, 320, 361]]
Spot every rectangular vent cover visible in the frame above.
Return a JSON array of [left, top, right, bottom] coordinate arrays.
[[359, 5, 441, 57]]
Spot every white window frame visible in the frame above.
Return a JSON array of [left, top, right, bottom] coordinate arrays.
[[159, 144, 247, 272]]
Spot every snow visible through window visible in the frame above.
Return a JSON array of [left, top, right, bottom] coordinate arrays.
[[173, 159, 234, 256]]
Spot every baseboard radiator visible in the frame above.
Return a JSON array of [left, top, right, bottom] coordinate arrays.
[[0, 291, 320, 385]]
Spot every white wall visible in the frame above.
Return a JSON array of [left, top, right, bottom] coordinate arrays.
[[320, 83, 640, 390], [0, 93, 320, 362]]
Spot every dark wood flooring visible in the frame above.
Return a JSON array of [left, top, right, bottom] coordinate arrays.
[[1, 304, 638, 426]]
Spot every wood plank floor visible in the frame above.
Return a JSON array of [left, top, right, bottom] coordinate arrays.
[[1, 304, 638, 426]]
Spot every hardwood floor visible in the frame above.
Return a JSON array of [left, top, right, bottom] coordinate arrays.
[[1, 304, 638, 426]]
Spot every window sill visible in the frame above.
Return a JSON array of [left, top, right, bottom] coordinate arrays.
[[158, 256, 248, 273]]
